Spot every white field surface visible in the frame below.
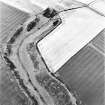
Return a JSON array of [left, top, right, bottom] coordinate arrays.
[[90, 0, 105, 16], [1, 0, 105, 73], [0, 0, 42, 13], [38, 7, 105, 73]]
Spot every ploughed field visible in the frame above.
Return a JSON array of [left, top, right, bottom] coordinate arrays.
[[0, 2, 79, 105], [0, 2, 104, 105], [56, 29, 105, 105]]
